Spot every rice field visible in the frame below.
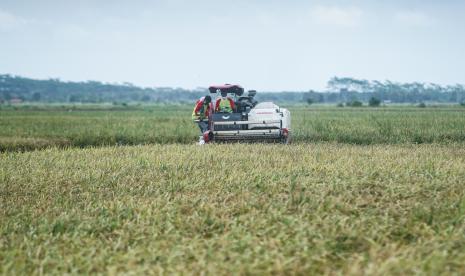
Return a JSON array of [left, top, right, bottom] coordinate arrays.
[[0, 105, 464, 151], [1, 105, 465, 274]]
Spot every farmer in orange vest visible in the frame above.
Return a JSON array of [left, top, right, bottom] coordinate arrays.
[[215, 90, 235, 113], [192, 95, 212, 143]]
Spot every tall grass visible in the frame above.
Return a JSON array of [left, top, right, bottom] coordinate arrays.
[[0, 105, 464, 151]]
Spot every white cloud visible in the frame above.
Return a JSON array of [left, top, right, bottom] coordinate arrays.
[[0, 10, 29, 31], [394, 11, 434, 27], [310, 6, 363, 27]]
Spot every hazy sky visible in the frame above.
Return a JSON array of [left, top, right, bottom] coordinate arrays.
[[1, 0, 464, 91]]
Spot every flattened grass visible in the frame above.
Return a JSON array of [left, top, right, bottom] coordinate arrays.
[[1, 144, 465, 274]]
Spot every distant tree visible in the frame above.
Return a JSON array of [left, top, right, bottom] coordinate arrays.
[[32, 92, 41, 101], [336, 102, 344, 107], [304, 90, 321, 104], [417, 102, 426, 108], [368, 97, 381, 107], [347, 100, 363, 107], [4, 92, 12, 101], [141, 95, 151, 102], [327, 77, 370, 92], [69, 95, 80, 102]]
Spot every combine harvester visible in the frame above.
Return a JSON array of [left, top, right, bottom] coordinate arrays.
[[203, 84, 291, 144]]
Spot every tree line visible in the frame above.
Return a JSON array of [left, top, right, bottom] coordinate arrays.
[[1, 74, 464, 104], [305, 77, 465, 104]]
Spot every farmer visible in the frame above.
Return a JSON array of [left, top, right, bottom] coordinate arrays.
[[192, 95, 212, 142], [215, 90, 235, 113]]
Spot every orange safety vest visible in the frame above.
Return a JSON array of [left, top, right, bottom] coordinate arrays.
[[215, 97, 235, 113]]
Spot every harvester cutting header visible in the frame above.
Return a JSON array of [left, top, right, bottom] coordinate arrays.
[[192, 84, 291, 144]]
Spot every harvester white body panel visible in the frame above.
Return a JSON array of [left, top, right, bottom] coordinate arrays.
[[248, 102, 291, 130], [210, 102, 291, 143]]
